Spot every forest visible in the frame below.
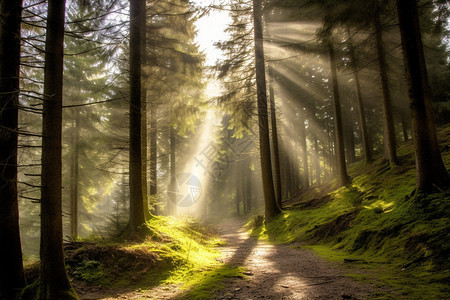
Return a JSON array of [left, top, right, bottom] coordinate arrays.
[[0, 0, 449, 299]]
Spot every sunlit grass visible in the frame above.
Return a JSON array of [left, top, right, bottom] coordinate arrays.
[[61, 215, 242, 299]]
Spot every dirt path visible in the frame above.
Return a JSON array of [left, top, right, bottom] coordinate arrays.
[[76, 219, 378, 299], [213, 220, 375, 300]]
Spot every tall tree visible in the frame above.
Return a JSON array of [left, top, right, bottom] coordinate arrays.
[[268, 65, 282, 207], [298, 107, 310, 189], [149, 101, 158, 212], [32, 0, 77, 298], [373, 8, 399, 166], [128, 0, 147, 235], [346, 27, 372, 163], [396, 0, 450, 193], [0, 0, 26, 298], [69, 111, 80, 239], [167, 121, 177, 215], [140, 0, 151, 220], [327, 37, 351, 186], [253, 0, 281, 220]]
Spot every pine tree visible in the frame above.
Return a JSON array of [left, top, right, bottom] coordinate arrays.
[[0, 0, 26, 298], [327, 36, 351, 186], [128, 0, 147, 236], [396, 0, 449, 193], [253, 0, 281, 220], [23, 0, 78, 298]]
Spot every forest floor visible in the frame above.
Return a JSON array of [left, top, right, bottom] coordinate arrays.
[[74, 218, 381, 299], [212, 219, 380, 300]]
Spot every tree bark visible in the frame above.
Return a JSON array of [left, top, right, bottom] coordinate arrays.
[[280, 144, 289, 200], [374, 13, 399, 166], [245, 165, 253, 212], [0, 0, 26, 298], [70, 111, 80, 240], [128, 0, 147, 234], [298, 108, 309, 189], [252, 0, 281, 220], [313, 135, 321, 185], [353, 68, 372, 163], [149, 101, 158, 213], [38, 0, 77, 298], [328, 38, 351, 186], [167, 123, 177, 215], [140, 0, 150, 220], [346, 27, 372, 163], [235, 181, 241, 216], [268, 65, 282, 208], [396, 0, 450, 193], [344, 115, 356, 164]]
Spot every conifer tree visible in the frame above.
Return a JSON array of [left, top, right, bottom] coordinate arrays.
[[23, 0, 78, 298], [0, 0, 26, 297], [396, 0, 450, 193], [128, 0, 147, 236], [253, 0, 281, 219]]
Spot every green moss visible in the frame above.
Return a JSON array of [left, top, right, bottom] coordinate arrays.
[[249, 124, 450, 298], [66, 215, 239, 298], [175, 265, 245, 299], [71, 260, 105, 283], [21, 280, 79, 300]]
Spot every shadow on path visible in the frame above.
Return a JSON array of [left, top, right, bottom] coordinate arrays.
[[211, 219, 374, 300]]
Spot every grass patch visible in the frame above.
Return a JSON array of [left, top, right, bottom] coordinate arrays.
[[52, 215, 241, 298], [175, 265, 245, 299]]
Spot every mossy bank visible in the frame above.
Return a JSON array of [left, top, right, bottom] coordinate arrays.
[[24, 216, 243, 299], [249, 125, 450, 299]]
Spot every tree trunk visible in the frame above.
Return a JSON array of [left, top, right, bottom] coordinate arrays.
[[345, 116, 356, 164], [245, 166, 253, 212], [328, 38, 351, 186], [280, 145, 289, 200], [37, 0, 77, 298], [141, 92, 150, 219], [149, 102, 158, 213], [235, 183, 240, 216], [0, 0, 26, 298], [167, 123, 177, 215], [396, 0, 450, 193], [298, 108, 309, 189], [128, 0, 147, 235], [353, 68, 372, 163], [70, 111, 80, 240], [268, 65, 282, 208], [313, 135, 321, 185], [242, 170, 248, 213], [140, 0, 150, 220], [346, 27, 372, 163], [252, 0, 281, 220], [290, 154, 298, 194], [374, 13, 399, 166]]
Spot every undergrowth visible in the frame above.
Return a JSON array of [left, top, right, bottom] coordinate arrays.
[[23, 216, 243, 299], [249, 125, 450, 299]]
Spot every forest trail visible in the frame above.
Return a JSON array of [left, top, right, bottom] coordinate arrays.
[[213, 219, 375, 300], [76, 218, 379, 300]]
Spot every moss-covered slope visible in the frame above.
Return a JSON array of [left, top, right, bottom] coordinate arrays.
[[24, 216, 243, 299], [250, 125, 450, 299]]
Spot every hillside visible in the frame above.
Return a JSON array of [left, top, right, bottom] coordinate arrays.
[[249, 125, 450, 298]]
